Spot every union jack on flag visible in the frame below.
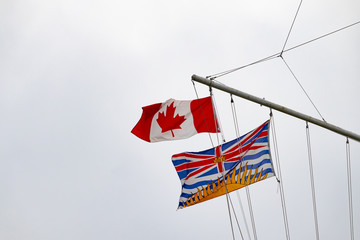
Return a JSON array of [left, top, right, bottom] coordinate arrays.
[[172, 120, 275, 209]]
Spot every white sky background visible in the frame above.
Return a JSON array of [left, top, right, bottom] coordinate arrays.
[[1, 0, 359, 239]]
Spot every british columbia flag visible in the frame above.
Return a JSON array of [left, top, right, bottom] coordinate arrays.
[[172, 120, 275, 209]]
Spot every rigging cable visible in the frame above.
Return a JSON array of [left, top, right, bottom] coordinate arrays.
[[225, 187, 236, 240], [279, 0, 325, 122], [228, 193, 245, 240], [236, 191, 252, 240], [193, 80, 237, 239], [207, 54, 279, 80], [246, 187, 257, 240], [281, 0, 303, 53], [207, 20, 360, 80], [283, 20, 360, 53], [210, 86, 236, 240], [281, 56, 326, 122], [230, 95, 258, 240], [346, 138, 354, 240], [231, 95, 252, 240], [226, 95, 246, 239], [305, 123, 320, 240], [270, 111, 291, 240]]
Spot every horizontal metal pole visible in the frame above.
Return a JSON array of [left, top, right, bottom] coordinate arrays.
[[192, 74, 360, 142]]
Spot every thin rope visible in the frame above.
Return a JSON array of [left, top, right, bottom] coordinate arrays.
[[245, 187, 258, 240], [207, 20, 360, 79], [305, 122, 320, 240], [193, 80, 236, 239], [283, 20, 360, 54], [230, 95, 258, 240], [216, 128, 235, 240], [346, 138, 354, 240], [225, 189, 236, 240], [220, 142, 236, 240], [209, 88, 236, 239], [219, 146, 235, 240], [281, 56, 326, 122], [230, 95, 252, 239], [281, 0, 303, 53], [192, 80, 215, 147], [236, 191, 252, 240], [270, 111, 291, 240], [224, 96, 246, 239], [230, 95, 240, 137], [228, 194, 245, 240], [207, 54, 279, 79]]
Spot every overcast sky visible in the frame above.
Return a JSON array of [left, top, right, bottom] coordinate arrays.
[[1, 0, 359, 239]]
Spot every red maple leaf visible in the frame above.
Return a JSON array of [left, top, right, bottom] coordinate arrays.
[[156, 102, 186, 137]]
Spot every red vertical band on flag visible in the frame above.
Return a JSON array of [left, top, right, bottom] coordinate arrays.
[[215, 145, 224, 172], [131, 103, 162, 142], [190, 96, 219, 133]]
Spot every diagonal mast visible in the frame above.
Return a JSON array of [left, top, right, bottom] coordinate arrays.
[[192, 74, 360, 142]]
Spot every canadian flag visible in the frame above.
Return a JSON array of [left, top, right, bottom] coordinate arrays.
[[131, 96, 220, 142]]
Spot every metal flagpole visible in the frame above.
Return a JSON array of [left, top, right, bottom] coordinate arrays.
[[192, 74, 360, 143]]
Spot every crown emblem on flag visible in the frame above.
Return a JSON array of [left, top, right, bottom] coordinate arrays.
[[213, 156, 225, 163]]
